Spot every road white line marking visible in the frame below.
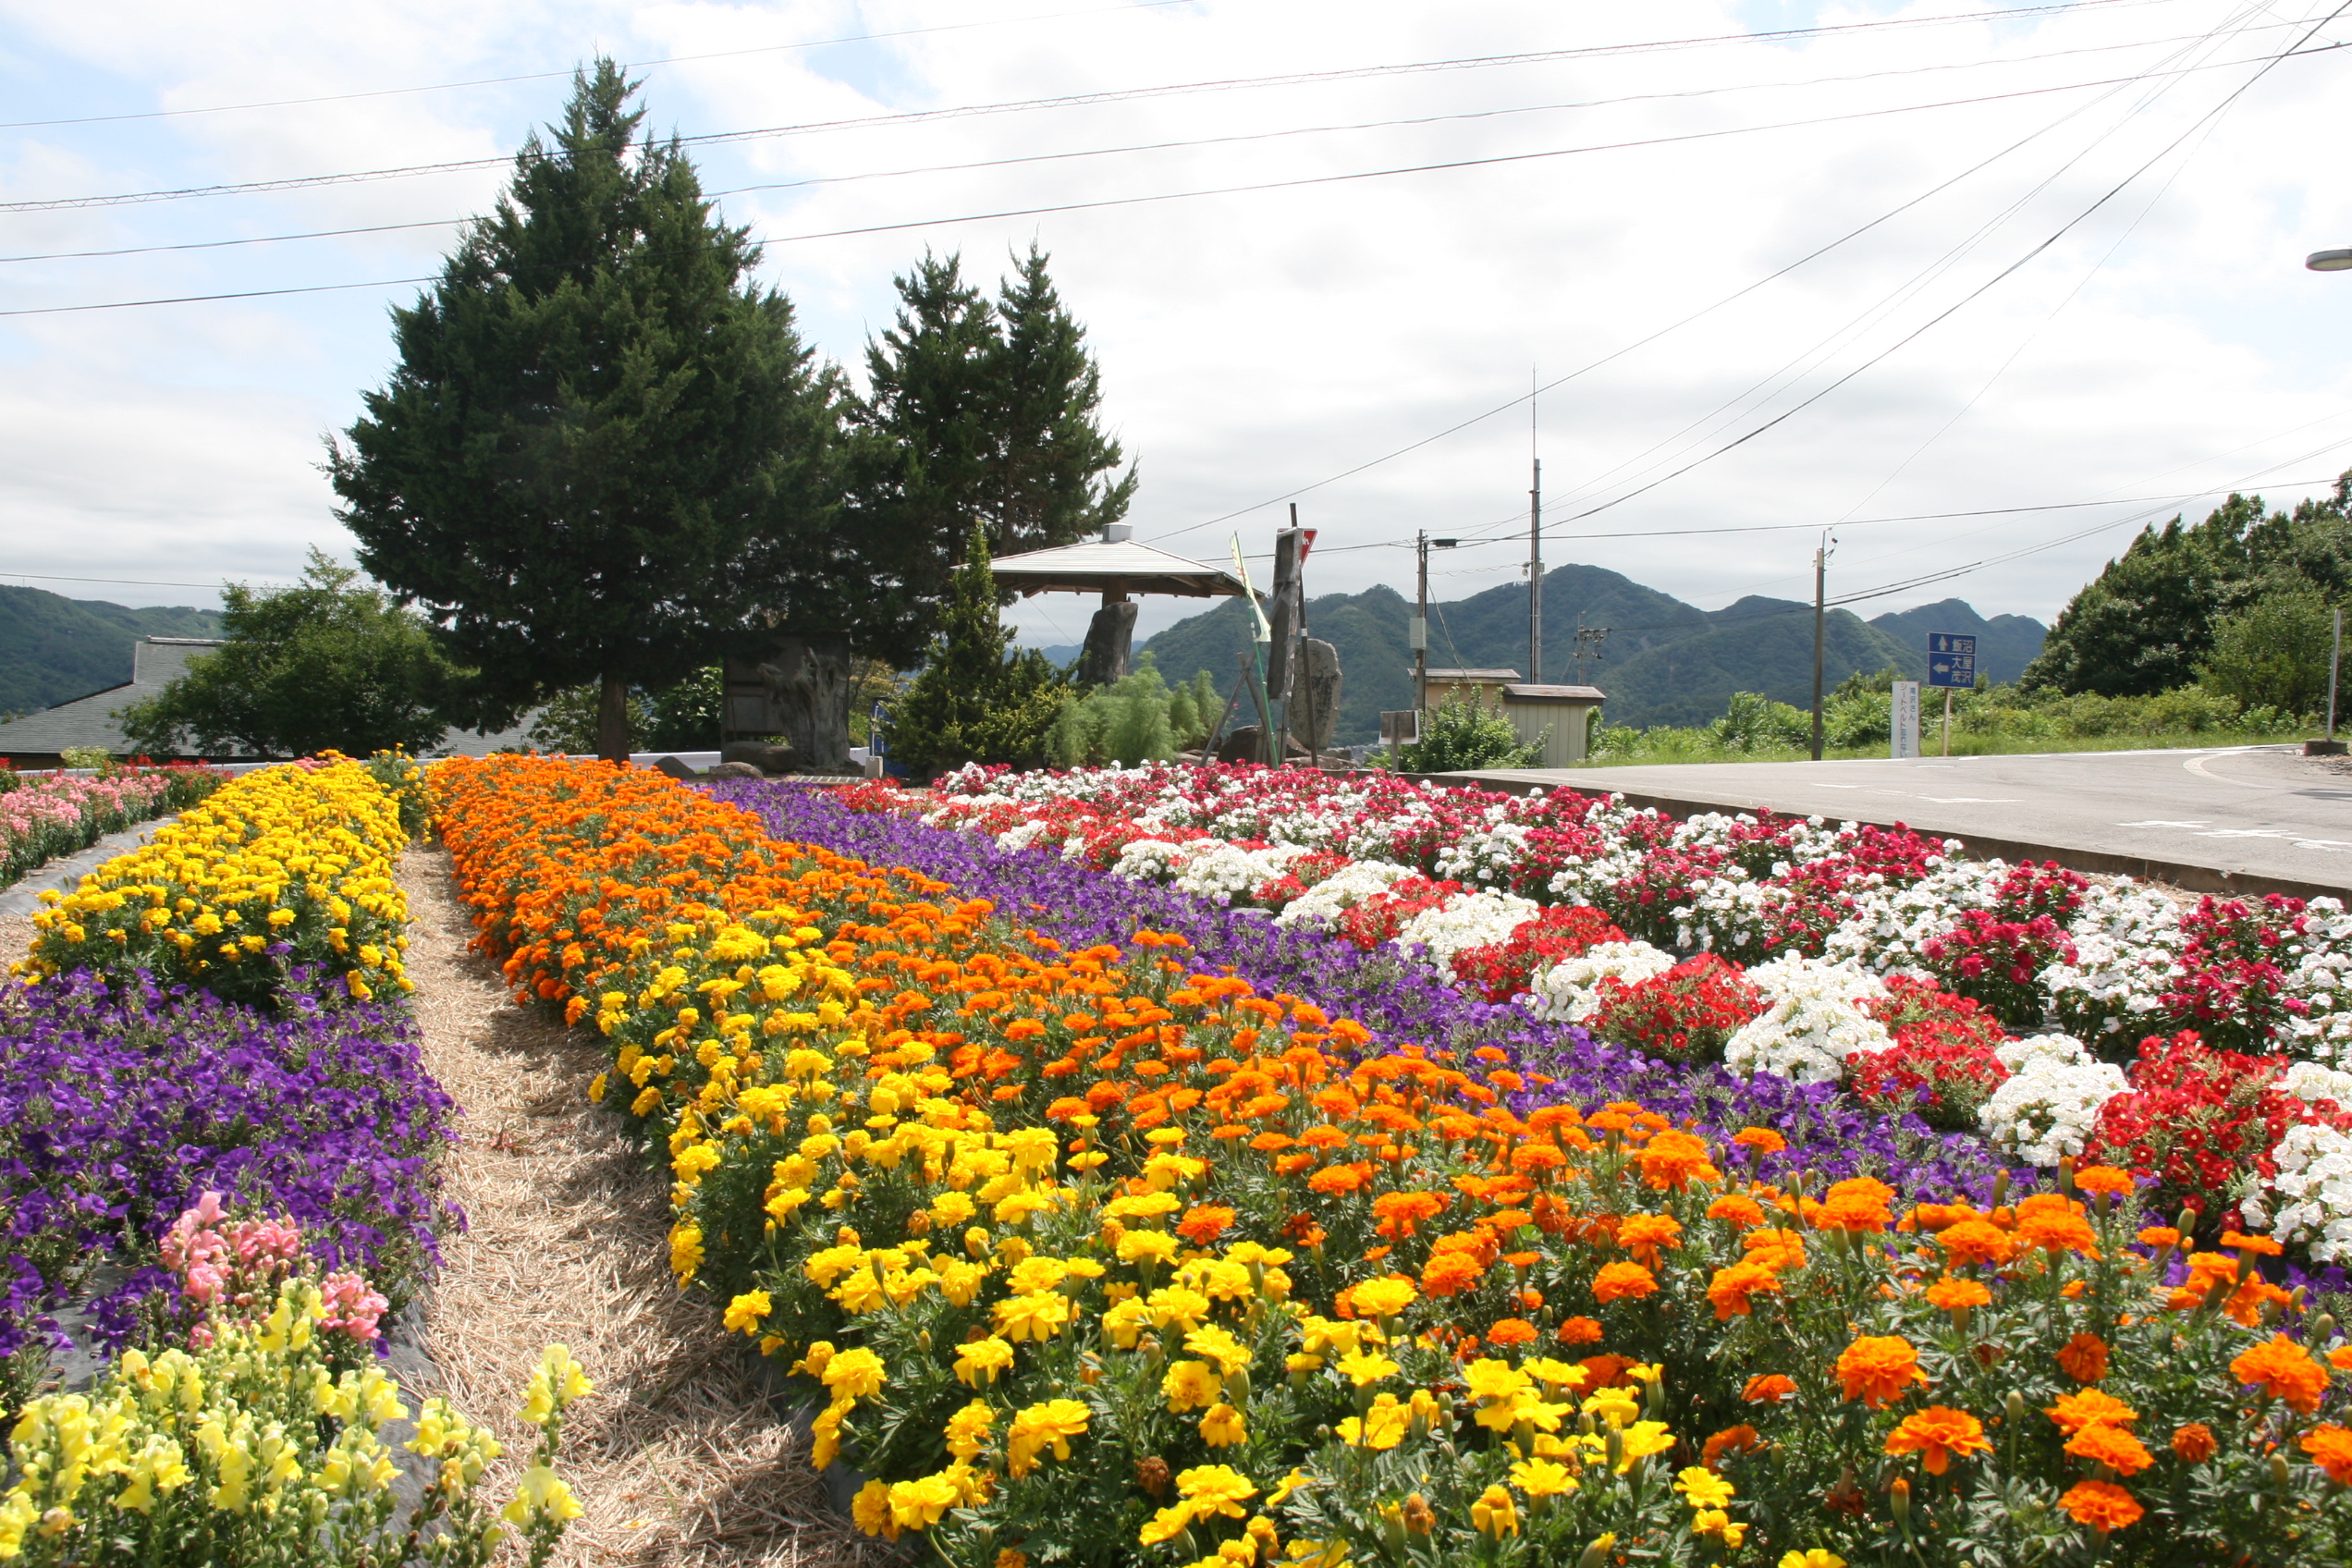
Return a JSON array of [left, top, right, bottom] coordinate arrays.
[[2183, 753, 2272, 789], [1921, 796, 2020, 803], [2118, 819, 2211, 828]]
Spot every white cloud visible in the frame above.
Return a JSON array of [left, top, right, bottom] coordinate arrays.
[[0, 0, 2345, 641]]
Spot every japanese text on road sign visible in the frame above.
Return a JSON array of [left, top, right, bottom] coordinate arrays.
[[1927, 632, 1977, 690]]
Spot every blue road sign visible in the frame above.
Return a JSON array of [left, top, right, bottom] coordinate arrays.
[[870, 701, 889, 756], [1926, 632, 1978, 690]]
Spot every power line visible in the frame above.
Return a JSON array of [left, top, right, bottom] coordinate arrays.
[[1141, 14, 2321, 545], [0, 0, 1212, 130], [1528, 4, 2352, 538], [0, 0, 2197, 214], [8, 24, 2282, 269], [18, 58, 2314, 321]]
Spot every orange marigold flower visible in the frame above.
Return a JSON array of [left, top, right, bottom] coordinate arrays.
[[1701, 1424, 1761, 1470], [1742, 1227, 1807, 1274], [2072, 1165, 2136, 1197], [2066, 1422, 2154, 1476], [1308, 1163, 1374, 1195], [1812, 1176, 1896, 1233], [2233, 1336, 2329, 1414], [1486, 1317, 1539, 1346], [1937, 1219, 2016, 1268], [1835, 1335, 1927, 1407], [1176, 1206, 1236, 1246], [1592, 1261, 1659, 1305], [1421, 1250, 1488, 1298], [2170, 1423, 2216, 1463], [1557, 1316, 1604, 1346], [2333, 1346, 2352, 1373], [2060, 1479, 2144, 1533], [1742, 1373, 1796, 1403], [1578, 1354, 1635, 1390], [2136, 1226, 2182, 1250], [2057, 1332, 2110, 1384], [1616, 1213, 1684, 1268], [2223, 1230, 2285, 1257], [1707, 1262, 1782, 1321], [1924, 1276, 1991, 1314], [1731, 1127, 1787, 1156], [2013, 1194, 2099, 1256], [1636, 1129, 1721, 1190], [1885, 1405, 1993, 1476], [2301, 1424, 2352, 1486], [2046, 1388, 2138, 1436], [1706, 1194, 1766, 1229], [1371, 1190, 1449, 1239]]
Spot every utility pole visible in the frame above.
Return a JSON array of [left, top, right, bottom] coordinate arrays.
[[1810, 530, 1834, 762], [1415, 530, 1429, 717], [1528, 371, 1542, 684], [1414, 533, 1458, 717]]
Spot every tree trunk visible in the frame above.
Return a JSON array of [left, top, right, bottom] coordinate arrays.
[[596, 674, 631, 762], [760, 635, 854, 772]]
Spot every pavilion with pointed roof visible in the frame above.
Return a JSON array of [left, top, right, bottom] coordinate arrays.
[[987, 523, 1253, 686]]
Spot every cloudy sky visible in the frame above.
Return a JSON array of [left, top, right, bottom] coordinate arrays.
[[4, 0, 2348, 651]]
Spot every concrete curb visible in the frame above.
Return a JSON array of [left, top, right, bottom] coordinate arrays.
[[1418, 771, 2351, 902]]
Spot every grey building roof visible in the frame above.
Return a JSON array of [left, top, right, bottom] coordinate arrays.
[[0, 638, 231, 758], [988, 534, 1249, 599], [0, 637, 542, 761]]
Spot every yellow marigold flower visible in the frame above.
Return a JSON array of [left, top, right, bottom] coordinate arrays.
[[1117, 1229, 1182, 1268], [888, 1473, 961, 1532], [1337, 1392, 1412, 1451], [1674, 1465, 1735, 1510], [955, 1338, 1014, 1388], [1511, 1457, 1575, 1498], [944, 1401, 995, 1460], [994, 1291, 1072, 1343], [1004, 1399, 1090, 1478], [1199, 1402, 1247, 1447], [1185, 1324, 1251, 1378], [820, 1347, 886, 1403], [851, 1478, 898, 1540], [1177, 1464, 1258, 1513], [1336, 1349, 1400, 1388], [722, 1292, 771, 1336], [1351, 1276, 1418, 1319], [1163, 1359, 1223, 1413], [1471, 1484, 1518, 1540], [1618, 1420, 1675, 1467], [1780, 1553, 1846, 1568]]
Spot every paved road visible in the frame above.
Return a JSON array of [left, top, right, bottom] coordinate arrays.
[[1456, 746, 2352, 899]]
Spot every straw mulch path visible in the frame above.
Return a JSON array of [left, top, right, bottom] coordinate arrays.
[[398, 845, 883, 1568]]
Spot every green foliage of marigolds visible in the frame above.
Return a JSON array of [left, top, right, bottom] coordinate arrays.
[[1046, 660, 1220, 766], [329, 60, 842, 762], [117, 551, 464, 760], [889, 529, 1067, 776], [1399, 698, 1542, 771]]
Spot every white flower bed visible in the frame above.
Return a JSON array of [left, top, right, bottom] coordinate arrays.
[[1978, 1034, 2128, 1166], [1722, 957, 1892, 1084], [1393, 890, 1543, 974], [1521, 940, 1678, 1023], [2240, 1122, 2352, 1263], [1273, 861, 1416, 927]]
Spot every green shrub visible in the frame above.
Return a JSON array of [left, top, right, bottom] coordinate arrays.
[[1398, 699, 1541, 771], [2201, 586, 2337, 718], [1045, 659, 1219, 767]]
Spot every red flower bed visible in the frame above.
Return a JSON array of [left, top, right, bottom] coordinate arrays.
[[1588, 953, 1764, 1066], [1450, 905, 1628, 1002], [1847, 977, 2014, 1131], [2158, 895, 2315, 1053]]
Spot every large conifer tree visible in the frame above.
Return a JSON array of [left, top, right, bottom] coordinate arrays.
[[328, 60, 840, 759]]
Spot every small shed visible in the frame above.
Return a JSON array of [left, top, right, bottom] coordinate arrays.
[[1499, 683, 1606, 766], [1422, 667, 1520, 709]]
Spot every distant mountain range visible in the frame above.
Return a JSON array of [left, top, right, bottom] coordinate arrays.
[[1115, 565, 2044, 743], [0, 585, 226, 716]]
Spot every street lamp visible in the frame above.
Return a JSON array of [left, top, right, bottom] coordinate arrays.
[[2310, 249, 2352, 272]]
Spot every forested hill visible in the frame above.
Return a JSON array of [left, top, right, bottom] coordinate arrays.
[[1132, 566, 2044, 742], [0, 585, 226, 715]]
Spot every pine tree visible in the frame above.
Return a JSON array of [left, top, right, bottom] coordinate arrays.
[[838, 246, 1135, 669], [328, 60, 841, 760], [887, 527, 1066, 776]]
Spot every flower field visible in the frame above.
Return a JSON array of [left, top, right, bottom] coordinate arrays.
[[432, 753, 2352, 1565], [1, 753, 580, 1566], [0, 765, 226, 889]]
